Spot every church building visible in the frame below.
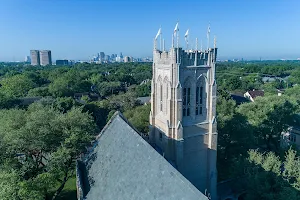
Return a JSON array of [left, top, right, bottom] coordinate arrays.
[[149, 24, 218, 199]]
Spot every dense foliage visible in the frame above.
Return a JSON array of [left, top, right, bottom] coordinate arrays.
[[0, 62, 152, 199], [1, 60, 300, 199], [216, 61, 300, 199], [0, 103, 96, 200]]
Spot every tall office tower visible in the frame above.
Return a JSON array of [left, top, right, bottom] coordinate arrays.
[[25, 56, 31, 63], [115, 56, 122, 62], [100, 52, 105, 61], [39, 50, 52, 66], [119, 52, 123, 59], [150, 29, 218, 199], [124, 56, 131, 63], [105, 55, 110, 61], [30, 50, 40, 66]]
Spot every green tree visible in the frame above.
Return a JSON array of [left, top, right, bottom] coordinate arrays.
[[237, 96, 299, 151], [83, 102, 109, 130], [106, 91, 138, 112], [289, 69, 300, 84], [0, 74, 36, 97], [0, 92, 19, 109], [124, 104, 151, 133], [285, 85, 300, 98], [0, 170, 21, 200], [135, 82, 151, 97], [54, 97, 77, 113], [96, 81, 123, 97], [89, 73, 106, 85], [244, 149, 300, 200], [48, 70, 91, 97], [0, 102, 96, 199], [27, 87, 51, 97], [217, 91, 255, 180]]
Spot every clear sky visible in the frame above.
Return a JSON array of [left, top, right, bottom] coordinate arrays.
[[0, 0, 299, 61]]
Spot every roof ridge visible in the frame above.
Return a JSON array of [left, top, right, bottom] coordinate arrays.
[[95, 110, 141, 141]]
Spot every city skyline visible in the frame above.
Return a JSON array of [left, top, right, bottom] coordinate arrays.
[[0, 0, 300, 61]]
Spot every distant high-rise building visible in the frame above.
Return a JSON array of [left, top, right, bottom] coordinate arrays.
[[56, 60, 69, 65], [100, 52, 105, 61], [124, 56, 131, 63], [119, 52, 123, 59], [105, 55, 110, 61], [30, 50, 40, 66], [116, 56, 123, 62], [25, 56, 31, 63], [39, 50, 52, 66]]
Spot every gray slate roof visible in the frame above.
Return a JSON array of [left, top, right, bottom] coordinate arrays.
[[77, 112, 207, 200], [137, 96, 151, 104]]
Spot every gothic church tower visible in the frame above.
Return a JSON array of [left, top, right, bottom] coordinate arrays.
[[149, 25, 218, 199]]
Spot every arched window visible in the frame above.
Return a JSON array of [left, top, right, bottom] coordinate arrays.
[[183, 79, 192, 117], [160, 84, 163, 111], [163, 77, 169, 115], [157, 76, 163, 113], [166, 86, 168, 99], [196, 76, 205, 116]]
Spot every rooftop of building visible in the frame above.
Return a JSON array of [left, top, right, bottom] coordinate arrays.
[[137, 96, 151, 105], [76, 111, 208, 200], [246, 90, 265, 99], [230, 93, 249, 105]]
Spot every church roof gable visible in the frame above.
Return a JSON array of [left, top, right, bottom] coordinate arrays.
[[77, 111, 208, 200]]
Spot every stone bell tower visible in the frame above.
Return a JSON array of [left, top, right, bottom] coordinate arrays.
[[149, 25, 218, 199]]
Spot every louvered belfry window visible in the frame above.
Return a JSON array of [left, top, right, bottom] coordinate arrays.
[[196, 86, 203, 115], [183, 87, 191, 116]]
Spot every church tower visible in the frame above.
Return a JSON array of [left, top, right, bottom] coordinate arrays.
[[149, 25, 218, 199]]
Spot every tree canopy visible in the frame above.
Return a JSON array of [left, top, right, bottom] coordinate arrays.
[[0, 102, 96, 200]]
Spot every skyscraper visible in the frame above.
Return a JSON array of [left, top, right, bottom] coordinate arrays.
[[39, 50, 52, 66], [100, 52, 105, 61], [30, 50, 40, 66], [105, 55, 110, 62], [124, 56, 131, 62], [111, 54, 115, 60], [25, 56, 31, 63]]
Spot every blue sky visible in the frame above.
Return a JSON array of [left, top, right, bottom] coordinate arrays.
[[0, 0, 299, 61]]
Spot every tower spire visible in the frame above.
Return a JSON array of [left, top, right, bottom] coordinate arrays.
[[174, 21, 180, 63], [172, 34, 174, 48], [214, 35, 217, 48], [177, 24, 179, 49], [174, 21, 179, 48], [184, 29, 189, 50], [155, 27, 162, 50], [195, 38, 198, 66], [160, 25, 162, 51], [207, 22, 211, 50]]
